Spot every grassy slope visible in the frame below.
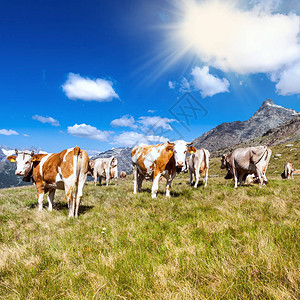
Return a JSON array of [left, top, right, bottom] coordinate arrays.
[[0, 142, 299, 299]]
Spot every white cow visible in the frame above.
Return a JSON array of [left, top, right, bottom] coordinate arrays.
[[189, 148, 210, 187], [89, 157, 118, 186]]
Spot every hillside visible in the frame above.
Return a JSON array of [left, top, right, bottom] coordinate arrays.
[[212, 116, 300, 157], [0, 141, 299, 299], [193, 99, 299, 152]]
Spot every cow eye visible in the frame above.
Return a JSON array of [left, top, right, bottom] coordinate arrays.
[[184, 151, 186, 154]]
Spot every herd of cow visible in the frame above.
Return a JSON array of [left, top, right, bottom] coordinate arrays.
[[5, 140, 296, 217]]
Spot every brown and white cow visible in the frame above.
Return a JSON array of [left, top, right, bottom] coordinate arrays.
[[89, 157, 118, 186], [189, 148, 210, 188], [221, 146, 272, 188], [281, 162, 294, 179], [7, 147, 89, 217], [120, 171, 127, 180], [131, 140, 196, 198]]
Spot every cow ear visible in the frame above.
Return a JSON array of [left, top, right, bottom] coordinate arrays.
[[187, 146, 196, 154], [165, 145, 174, 153], [32, 154, 42, 162], [7, 155, 17, 163]]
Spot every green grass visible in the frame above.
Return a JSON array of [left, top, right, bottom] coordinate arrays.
[[0, 143, 299, 299]]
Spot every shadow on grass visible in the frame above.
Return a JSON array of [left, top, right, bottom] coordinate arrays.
[[137, 187, 190, 198], [27, 202, 94, 215]]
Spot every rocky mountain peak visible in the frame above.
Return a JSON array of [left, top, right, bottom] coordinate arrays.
[[193, 99, 299, 152]]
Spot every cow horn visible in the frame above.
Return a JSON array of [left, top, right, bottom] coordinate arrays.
[[187, 142, 193, 146], [15, 148, 18, 155], [167, 141, 175, 145]]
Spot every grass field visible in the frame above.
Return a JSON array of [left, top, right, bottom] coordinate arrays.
[[0, 144, 299, 299]]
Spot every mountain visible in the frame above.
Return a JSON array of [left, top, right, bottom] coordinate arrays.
[[212, 115, 300, 157], [91, 147, 133, 174], [193, 99, 299, 152]]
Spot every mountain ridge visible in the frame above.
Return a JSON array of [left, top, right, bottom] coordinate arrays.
[[193, 99, 299, 152]]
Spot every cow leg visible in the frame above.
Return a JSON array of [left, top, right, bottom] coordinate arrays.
[[256, 169, 264, 188], [106, 170, 110, 186], [47, 189, 55, 211], [189, 169, 193, 186], [75, 176, 86, 218], [262, 173, 268, 184], [133, 165, 137, 194], [166, 174, 175, 197], [151, 171, 161, 198], [194, 169, 200, 188], [65, 184, 75, 217], [99, 177, 102, 186], [232, 169, 238, 188], [203, 169, 208, 188], [38, 193, 44, 211], [137, 173, 144, 192], [238, 173, 244, 186]]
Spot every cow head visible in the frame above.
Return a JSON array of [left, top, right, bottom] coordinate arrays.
[[171, 140, 196, 169], [221, 154, 228, 169], [7, 149, 35, 177]]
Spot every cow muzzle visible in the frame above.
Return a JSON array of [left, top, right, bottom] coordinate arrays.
[[176, 161, 184, 168], [15, 171, 24, 176]]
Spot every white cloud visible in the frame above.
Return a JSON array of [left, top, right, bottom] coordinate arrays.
[[110, 115, 137, 129], [272, 63, 300, 95], [179, 77, 191, 92], [32, 115, 60, 127], [0, 129, 19, 136], [168, 81, 175, 89], [67, 124, 112, 141], [191, 66, 230, 97], [23, 134, 29, 137], [179, 0, 300, 74], [137, 116, 176, 131], [178, 66, 230, 97], [62, 73, 119, 102], [147, 110, 156, 113], [114, 131, 168, 147]]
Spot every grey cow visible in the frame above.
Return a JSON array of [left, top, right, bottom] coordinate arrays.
[[189, 148, 210, 187], [221, 146, 272, 188]]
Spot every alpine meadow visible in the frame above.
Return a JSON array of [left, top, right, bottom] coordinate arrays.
[[0, 141, 299, 299]]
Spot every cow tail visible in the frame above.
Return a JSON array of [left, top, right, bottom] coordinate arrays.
[[204, 149, 210, 174], [73, 146, 81, 185], [264, 148, 269, 161]]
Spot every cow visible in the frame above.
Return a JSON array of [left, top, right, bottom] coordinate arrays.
[[221, 146, 272, 188], [6, 147, 89, 218], [131, 140, 196, 198], [189, 148, 210, 188], [89, 157, 118, 186], [281, 162, 294, 179], [120, 171, 127, 180], [244, 174, 259, 185]]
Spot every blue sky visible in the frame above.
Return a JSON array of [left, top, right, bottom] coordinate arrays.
[[1, 0, 300, 153]]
